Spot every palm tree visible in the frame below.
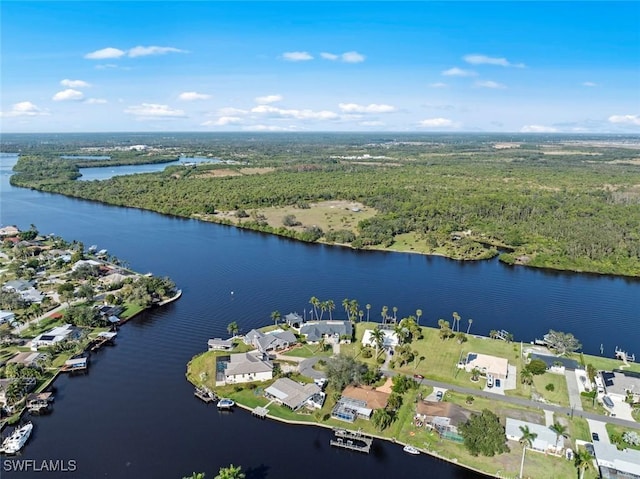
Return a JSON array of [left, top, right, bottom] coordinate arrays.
[[342, 298, 351, 321], [358, 310, 364, 323], [183, 473, 206, 479], [319, 301, 327, 320], [309, 296, 319, 320], [381, 306, 388, 323], [549, 422, 568, 451], [519, 425, 537, 479], [452, 311, 461, 333], [366, 303, 371, 321], [327, 300, 335, 320], [270, 310, 281, 326], [521, 368, 533, 385], [349, 299, 359, 322], [227, 321, 239, 336], [416, 309, 422, 325], [573, 448, 593, 479], [394, 323, 407, 345], [215, 464, 245, 479], [392, 306, 398, 322], [466, 318, 473, 335], [370, 328, 385, 358]]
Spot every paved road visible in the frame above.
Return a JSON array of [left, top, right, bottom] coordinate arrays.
[[565, 370, 583, 411], [382, 370, 640, 431]]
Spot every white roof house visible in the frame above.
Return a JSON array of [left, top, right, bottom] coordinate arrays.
[[264, 378, 321, 410], [0, 310, 15, 324], [505, 418, 561, 453], [223, 352, 273, 384], [464, 352, 510, 380], [593, 441, 640, 478], [31, 324, 77, 348], [362, 329, 399, 349]]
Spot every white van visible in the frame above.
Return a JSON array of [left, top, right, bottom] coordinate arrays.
[[487, 374, 494, 388]]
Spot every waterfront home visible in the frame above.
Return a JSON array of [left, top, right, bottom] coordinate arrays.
[[414, 400, 471, 441], [0, 310, 15, 325], [284, 312, 303, 328], [7, 352, 45, 368], [331, 385, 389, 422], [243, 328, 297, 353], [361, 329, 399, 349], [31, 324, 79, 349], [264, 378, 323, 411], [99, 272, 129, 287], [0, 377, 37, 408], [208, 338, 234, 351], [2, 279, 44, 304], [71, 259, 103, 272], [299, 320, 353, 344], [592, 440, 640, 479], [462, 352, 509, 380], [529, 352, 582, 374], [0, 225, 20, 237], [221, 351, 273, 385], [505, 418, 562, 454], [601, 370, 640, 403]]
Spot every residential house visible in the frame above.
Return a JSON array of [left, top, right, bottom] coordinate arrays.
[[331, 385, 389, 423], [530, 353, 582, 374], [222, 351, 273, 385], [284, 312, 303, 328], [462, 352, 510, 380], [243, 328, 297, 353], [7, 352, 45, 368], [0, 310, 15, 325], [593, 440, 640, 479], [601, 370, 640, 402], [0, 225, 20, 237], [31, 324, 79, 349], [505, 418, 562, 454], [362, 329, 399, 349], [208, 338, 234, 351], [299, 320, 353, 344], [264, 378, 323, 410], [415, 400, 471, 440], [2, 279, 44, 304]]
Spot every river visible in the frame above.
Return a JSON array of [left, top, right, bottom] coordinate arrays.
[[1, 153, 638, 478]]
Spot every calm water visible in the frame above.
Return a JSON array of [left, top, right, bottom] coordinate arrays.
[[77, 157, 221, 181], [1, 154, 639, 478]]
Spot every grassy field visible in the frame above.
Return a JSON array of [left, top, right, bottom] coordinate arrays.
[[282, 343, 332, 358], [532, 372, 570, 407], [605, 423, 640, 451]]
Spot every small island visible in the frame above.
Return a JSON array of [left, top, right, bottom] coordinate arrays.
[[187, 301, 640, 479], [0, 224, 180, 432]]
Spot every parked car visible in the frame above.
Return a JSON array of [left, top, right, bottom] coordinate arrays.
[[495, 378, 501, 388], [487, 374, 494, 388], [436, 391, 443, 401], [413, 374, 424, 380], [592, 432, 600, 442]]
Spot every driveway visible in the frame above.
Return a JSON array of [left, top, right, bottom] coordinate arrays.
[[586, 419, 610, 444], [298, 357, 326, 380], [425, 387, 447, 402], [565, 369, 584, 411], [609, 396, 635, 421]]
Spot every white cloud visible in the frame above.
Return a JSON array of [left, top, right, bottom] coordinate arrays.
[[255, 94, 283, 104], [85, 98, 108, 104], [321, 51, 366, 63], [338, 103, 396, 113], [474, 80, 507, 89], [418, 118, 455, 128], [428, 82, 448, 88], [320, 52, 339, 60], [52, 89, 85, 101], [85, 46, 186, 60], [360, 121, 385, 127], [85, 47, 126, 59], [341, 51, 366, 63], [124, 103, 186, 119], [608, 114, 640, 126], [251, 104, 338, 120], [128, 46, 187, 57], [442, 67, 477, 77], [582, 82, 598, 87], [178, 91, 211, 101], [282, 51, 313, 61], [0, 101, 49, 117], [95, 64, 119, 70], [463, 54, 525, 68], [202, 116, 244, 127], [520, 124, 558, 133], [61, 79, 91, 88]]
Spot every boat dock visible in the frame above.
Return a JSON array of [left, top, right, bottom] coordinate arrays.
[[194, 387, 216, 403], [26, 392, 54, 414], [330, 428, 373, 454], [61, 356, 88, 372], [252, 406, 269, 418], [89, 332, 117, 351]]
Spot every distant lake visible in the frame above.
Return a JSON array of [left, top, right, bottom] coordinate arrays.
[[77, 156, 222, 181]]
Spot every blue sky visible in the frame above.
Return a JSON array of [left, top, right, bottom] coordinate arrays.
[[1, 1, 639, 133]]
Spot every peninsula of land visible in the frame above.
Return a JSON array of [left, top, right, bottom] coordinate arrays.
[[186, 306, 640, 479], [7, 133, 640, 278]]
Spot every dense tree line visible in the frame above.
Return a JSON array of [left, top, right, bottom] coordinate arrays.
[[9, 137, 640, 276]]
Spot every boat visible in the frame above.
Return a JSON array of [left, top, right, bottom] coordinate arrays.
[[217, 398, 235, 410], [1, 422, 33, 454], [403, 445, 420, 455]]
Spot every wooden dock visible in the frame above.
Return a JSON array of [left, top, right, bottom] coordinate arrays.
[[89, 332, 117, 351], [252, 406, 269, 418], [330, 428, 373, 453], [194, 387, 216, 403]]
